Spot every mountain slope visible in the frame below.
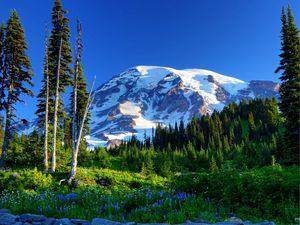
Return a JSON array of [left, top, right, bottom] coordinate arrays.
[[89, 66, 279, 146]]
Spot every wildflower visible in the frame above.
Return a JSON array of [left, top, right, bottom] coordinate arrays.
[[37, 205, 42, 213], [65, 193, 77, 201], [57, 194, 66, 201], [39, 194, 45, 200]]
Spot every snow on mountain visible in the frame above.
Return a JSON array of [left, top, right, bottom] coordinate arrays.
[[16, 66, 279, 149], [87, 66, 279, 148]]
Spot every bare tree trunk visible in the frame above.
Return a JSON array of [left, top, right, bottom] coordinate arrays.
[[0, 86, 13, 170], [71, 61, 78, 165], [44, 42, 49, 172], [72, 21, 82, 164], [51, 36, 63, 173], [68, 76, 96, 184]]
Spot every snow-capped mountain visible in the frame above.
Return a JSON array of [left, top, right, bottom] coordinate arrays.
[[89, 66, 279, 145]]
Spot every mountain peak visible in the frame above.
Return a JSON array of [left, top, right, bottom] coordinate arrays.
[[89, 66, 279, 147], [17, 66, 279, 149]]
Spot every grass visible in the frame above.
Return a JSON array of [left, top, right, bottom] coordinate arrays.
[[0, 166, 299, 224]]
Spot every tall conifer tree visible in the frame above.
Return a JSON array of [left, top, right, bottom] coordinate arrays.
[[0, 22, 5, 110], [275, 5, 300, 164], [0, 10, 33, 170], [49, 0, 72, 172]]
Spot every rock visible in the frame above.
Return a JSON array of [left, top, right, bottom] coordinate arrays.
[[19, 213, 47, 222], [225, 217, 243, 223], [137, 224, 170, 225], [54, 218, 72, 225], [0, 209, 11, 214], [42, 218, 57, 225], [70, 218, 91, 225], [13, 222, 23, 225], [295, 218, 300, 223], [176, 223, 210, 225], [251, 222, 276, 225], [0, 213, 18, 225], [181, 220, 211, 225], [32, 222, 42, 225], [216, 222, 243, 225], [124, 223, 136, 225], [92, 218, 122, 225]]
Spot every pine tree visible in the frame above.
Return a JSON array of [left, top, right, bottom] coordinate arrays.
[[42, 32, 50, 172], [48, 0, 73, 172], [275, 6, 300, 164], [0, 22, 5, 110], [0, 10, 33, 170]]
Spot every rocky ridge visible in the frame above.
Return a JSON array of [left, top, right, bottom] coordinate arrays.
[[88, 66, 279, 147]]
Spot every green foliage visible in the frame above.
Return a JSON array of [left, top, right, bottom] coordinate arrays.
[[171, 166, 299, 224], [0, 168, 54, 191], [275, 5, 300, 164]]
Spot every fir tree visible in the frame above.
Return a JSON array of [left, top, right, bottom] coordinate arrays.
[[0, 10, 33, 170], [0, 22, 5, 109], [275, 6, 300, 164], [48, 0, 73, 172]]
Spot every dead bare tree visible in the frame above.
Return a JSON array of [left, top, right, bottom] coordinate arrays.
[[51, 35, 63, 173], [43, 29, 50, 172], [68, 76, 96, 184], [71, 20, 82, 166]]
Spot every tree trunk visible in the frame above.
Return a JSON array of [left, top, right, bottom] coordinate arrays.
[[44, 46, 49, 172], [51, 36, 63, 173], [68, 76, 95, 184], [0, 86, 13, 170], [71, 56, 79, 165]]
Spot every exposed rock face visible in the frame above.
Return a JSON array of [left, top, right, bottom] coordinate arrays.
[[88, 66, 279, 145], [248, 80, 279, 99]]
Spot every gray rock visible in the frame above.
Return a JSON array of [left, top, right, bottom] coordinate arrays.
[[42, 218, 57, 225], [175, 221, 210, 225], [53, 218, 72, 225], [70, 219, 91, 225], [175, 223, 210, 225], [124, 223, 136, 225], [0, 213, 18, 225], [225, 218, 243, 223], [92, 218, 122, 225], [32, 222, 42, 225], [216, 222, 243, 225], [12, 222, 23, 225], [251, 222, 276, 225], [19, 214, 47, 222], [137, 224, 170, 225]]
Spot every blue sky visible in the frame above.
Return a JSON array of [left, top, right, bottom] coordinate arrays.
[[0, 0, 299, 120]]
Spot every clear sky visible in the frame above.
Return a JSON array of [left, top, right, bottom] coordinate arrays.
[[0, 0, 299, 120]]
